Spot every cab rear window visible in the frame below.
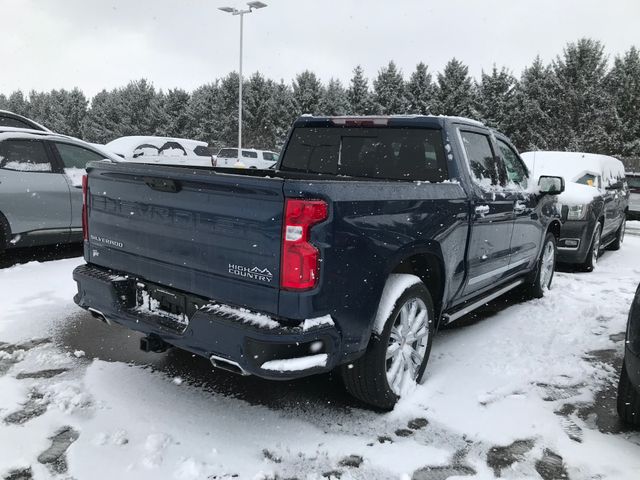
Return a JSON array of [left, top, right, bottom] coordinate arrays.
[[280, 127, 448, 182]]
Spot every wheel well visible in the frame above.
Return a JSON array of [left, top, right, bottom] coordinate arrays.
[[391, 253, 444, 320], [548, 220, 561, 239]]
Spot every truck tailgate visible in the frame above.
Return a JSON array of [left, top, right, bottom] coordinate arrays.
[[85, 162, 284, 314]]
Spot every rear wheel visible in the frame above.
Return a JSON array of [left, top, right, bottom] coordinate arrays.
[[580, 223, 602, 272], [523, 233, 556, 299], [341, 279, 435, 410], [608, 219, 626, 251], [617, 360, 640, 427]]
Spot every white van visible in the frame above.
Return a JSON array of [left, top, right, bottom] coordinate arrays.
[[214, 148, 278, 169]]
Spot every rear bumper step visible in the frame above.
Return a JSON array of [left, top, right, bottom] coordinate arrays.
[[72, 263, 341, 380]]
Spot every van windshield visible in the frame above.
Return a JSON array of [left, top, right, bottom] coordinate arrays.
[[280, 126, 448, 182]]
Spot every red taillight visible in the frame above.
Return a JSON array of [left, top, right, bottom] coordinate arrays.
[[82, 174, 89, 241], [280, 199, 328, 290]]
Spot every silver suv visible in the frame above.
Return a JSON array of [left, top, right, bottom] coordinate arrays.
[[0, 127, 119, 252]]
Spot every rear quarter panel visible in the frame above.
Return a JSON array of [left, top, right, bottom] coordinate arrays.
[[280, 179, 469, 352]]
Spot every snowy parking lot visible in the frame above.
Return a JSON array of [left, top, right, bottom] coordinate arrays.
[[1, 231, 640, 480]]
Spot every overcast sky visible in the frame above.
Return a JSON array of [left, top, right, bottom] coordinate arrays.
[[1, 0, 639, 98]]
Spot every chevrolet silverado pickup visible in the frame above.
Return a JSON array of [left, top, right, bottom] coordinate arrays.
[[73, 116, 564, 409]]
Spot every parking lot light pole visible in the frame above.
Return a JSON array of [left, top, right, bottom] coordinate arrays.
[[218, 1, 268, 153]]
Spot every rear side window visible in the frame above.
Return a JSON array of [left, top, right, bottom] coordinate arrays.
[[280, 127, 448, 182], [55, 142, 106, 168], [0, 139, 52, 172], [242, 150, 258, 159], [218, 148, 237, 158], [460, 131, 500, 186]]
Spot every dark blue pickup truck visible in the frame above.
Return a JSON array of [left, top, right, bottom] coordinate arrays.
[[73, 116, 564, 409]]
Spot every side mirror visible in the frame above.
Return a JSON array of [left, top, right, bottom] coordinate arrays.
[[538, 175, 565, 194], [606, 181, 622, 190]]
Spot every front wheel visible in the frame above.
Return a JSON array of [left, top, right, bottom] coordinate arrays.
[[341, 278, 435, 410], [523, 232, 556, 299], [580, 223, 602, 272]]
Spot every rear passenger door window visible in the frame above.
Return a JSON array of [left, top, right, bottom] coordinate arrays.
[[459, 130, 500, 187], [0, 139, 53, 172]]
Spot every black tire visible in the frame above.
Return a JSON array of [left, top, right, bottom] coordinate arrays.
[[580, 222, 602, 272], [341, 280, 435, 410], [617, 360, 640, 427], [523, 233, 556, 299], [608, 218, 626, 251]]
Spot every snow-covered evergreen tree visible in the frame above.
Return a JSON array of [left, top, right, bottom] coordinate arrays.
[[27, 90, 67, 133], [267, 80, 296, 149], [475, 66, 516, 132], [347, 65, 374, 115], [320, 78, 349, 116], [293, 70, 323, 116], [155, 88, 190, 138], [6, 91, 29, 116], [507, 57, 556, 151], [433, 58, 476, 117], [406, 62, 434, 115], [187, 83, 219, 145], [551, 38, 619, 153], [244, 72, 277, 149], [81, 90, 121, 143], [607, 46, 640, 157], [373, 61, 407, 114], [118, 79, 164, 136], [213, 73, 241, 148]]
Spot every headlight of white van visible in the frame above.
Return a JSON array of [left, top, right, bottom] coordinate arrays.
[[567, 204, 587, 220]]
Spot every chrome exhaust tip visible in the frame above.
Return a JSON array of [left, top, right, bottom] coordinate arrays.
[[88, 307, 112, 326], [210, 354, 250, 376]]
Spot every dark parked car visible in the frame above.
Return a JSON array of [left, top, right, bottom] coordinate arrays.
[[0, 110, 50, 132], [522, 151, 628, 271], [618, 283, 640, 427], [73, 115, 564, 409], [627, 172, 640, 220]]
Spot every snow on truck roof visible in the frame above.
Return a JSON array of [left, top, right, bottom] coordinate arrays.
[[521, 151, 625, 184]]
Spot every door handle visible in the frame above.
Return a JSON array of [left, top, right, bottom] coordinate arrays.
[[475, 205, 490, 217], [514, 200, 526, 214]]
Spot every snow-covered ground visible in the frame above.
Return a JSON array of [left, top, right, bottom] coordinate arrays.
[[1, 233, 640, 479]]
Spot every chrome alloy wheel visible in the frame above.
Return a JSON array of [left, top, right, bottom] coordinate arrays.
[[385, 297, 429, 395], [539, 239, 555, 289]]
